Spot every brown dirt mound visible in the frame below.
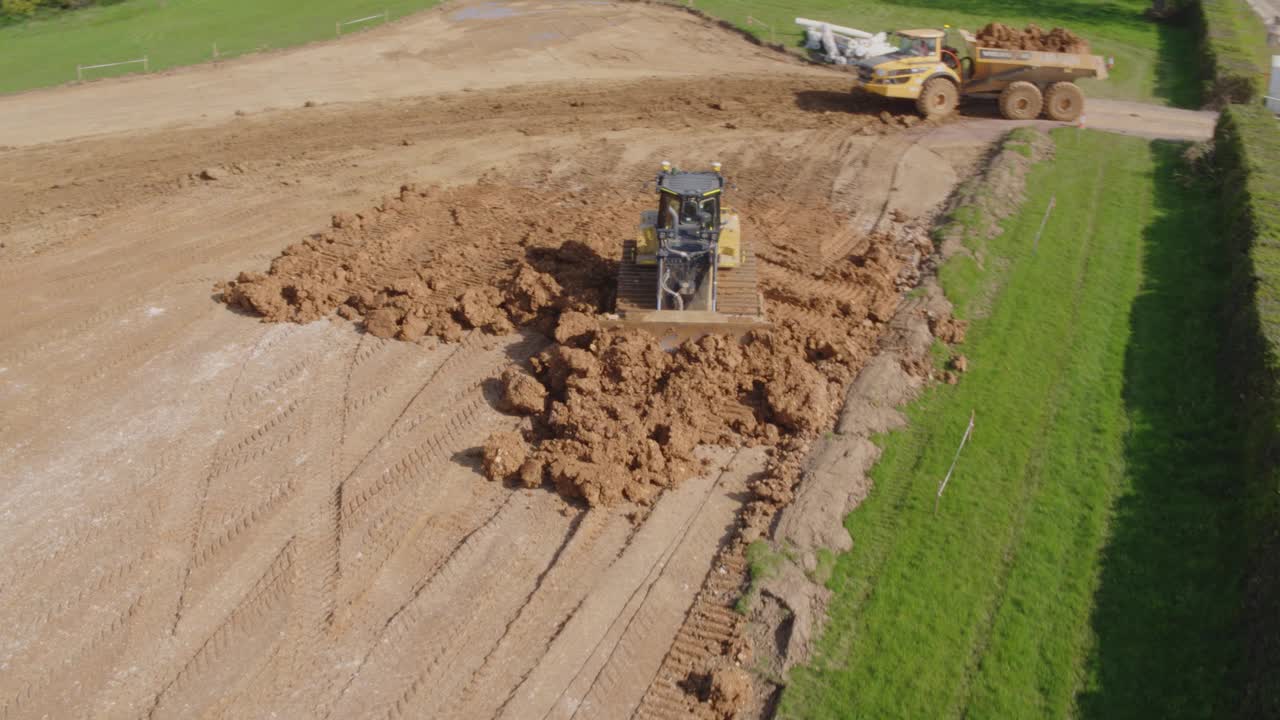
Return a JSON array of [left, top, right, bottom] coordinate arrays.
[[219, 156, 933, 510], [975, 22, 1091, 54], [218, 183, 627, 341]]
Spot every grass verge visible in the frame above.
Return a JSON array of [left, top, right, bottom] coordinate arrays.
[[0, 0, 441, 95], [778, 128, 1243, 718]]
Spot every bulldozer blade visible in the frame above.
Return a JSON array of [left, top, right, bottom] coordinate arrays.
[[600, 309, 768, 349]]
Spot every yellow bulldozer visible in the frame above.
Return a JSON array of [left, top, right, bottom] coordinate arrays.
[[853, 28, 1108, 120], [611, 162, 764, 343]]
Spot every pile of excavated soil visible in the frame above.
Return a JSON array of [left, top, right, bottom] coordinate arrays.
[[218, 183, 635, 341], [975, 22, 1090, 54], [219, 173, 932, 509]]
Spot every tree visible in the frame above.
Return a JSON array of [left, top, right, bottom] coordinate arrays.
[[1, 0, 40, 16]]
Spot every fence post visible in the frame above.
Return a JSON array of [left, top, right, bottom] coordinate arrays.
[[1032, 195, 1056, 253], [934, 411, 975, 515]]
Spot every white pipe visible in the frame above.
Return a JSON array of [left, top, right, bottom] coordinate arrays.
[[795, 17, 873, 40]]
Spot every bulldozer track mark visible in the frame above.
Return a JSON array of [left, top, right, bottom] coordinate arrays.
[[347, 380, 395, 414], [760, 270, 874, 311], [322, 496, 517, 719], [341, 391, 488, 522], [213, 400, 303, 468], [343, 498, 569, 720], [192, 476, 300, 569], [0, 484, 165, 605], [632, 555, 746, 720], [172, 327, 306, 632], [352, 334, 386, 369], [413, 510, 592, 713], [445, 510, 624, 719], [18, 547, 152, 634], [229, 350, 325, 420], [535, 454, 740, 720], [0, 591, 146, 720], [145, 539, 296, 720]]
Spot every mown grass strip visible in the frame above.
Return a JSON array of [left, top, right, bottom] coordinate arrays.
[[779, 129, 1241, 718]]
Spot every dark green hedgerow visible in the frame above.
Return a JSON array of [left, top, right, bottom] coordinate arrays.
[[1190, 0, 1270, 105], [1214, 103, 1280, 719]]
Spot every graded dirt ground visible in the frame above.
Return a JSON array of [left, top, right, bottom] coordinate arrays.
[[0, 1, 1215, 719]]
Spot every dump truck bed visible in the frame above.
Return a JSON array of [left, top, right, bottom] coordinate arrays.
[[960, 30, 1108, 94]]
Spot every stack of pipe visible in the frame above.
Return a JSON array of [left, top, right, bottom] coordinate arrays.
[[796, 17, 895, 64]]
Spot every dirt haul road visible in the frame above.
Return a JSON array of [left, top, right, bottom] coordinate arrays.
[[0, 1, 1196, 719]]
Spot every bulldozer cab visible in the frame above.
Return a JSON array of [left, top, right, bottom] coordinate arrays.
[[657, 193, 719, 232], [656, 172, 723, 234]]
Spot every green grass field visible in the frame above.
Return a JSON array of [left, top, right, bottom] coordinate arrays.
[[693, 0, 1198, 106], [0, 0, 441, 94], [778, 129, 1243, 718]]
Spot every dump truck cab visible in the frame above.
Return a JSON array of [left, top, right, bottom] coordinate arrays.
[[854, 29, 960, 111]]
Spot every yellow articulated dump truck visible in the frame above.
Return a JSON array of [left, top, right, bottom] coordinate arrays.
[[853, 28, 1109, 121]]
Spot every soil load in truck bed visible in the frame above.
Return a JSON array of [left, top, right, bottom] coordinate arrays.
[[975, 22, 1091, 54]]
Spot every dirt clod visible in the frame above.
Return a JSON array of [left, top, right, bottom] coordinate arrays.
[[482, 431, 530, 483], [683, 665, 751, 719], [500, 367, 548, 415]]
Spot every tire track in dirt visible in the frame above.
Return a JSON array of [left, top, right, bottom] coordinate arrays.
[[169, 323, 329, 631], [491, 448, 761, 720], [439, 510, 636, 719], [145, 540, 297, 719], [0, 592, 147, 720]]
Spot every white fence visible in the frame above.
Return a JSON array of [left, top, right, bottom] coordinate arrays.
[[336, 10, 389, 36], [76, 56, 148, 81], [72, 9, 397, 82]]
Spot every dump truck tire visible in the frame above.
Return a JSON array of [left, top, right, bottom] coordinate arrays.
[[1043, 81, 1084, 122], [999, 81, 1043, 120], [916, 77, 958, 119]]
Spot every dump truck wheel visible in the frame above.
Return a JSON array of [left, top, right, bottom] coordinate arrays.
[[1043, 81, 1084, 122], [998, 81, 1043, 120], [916, 78, 958, 119]]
